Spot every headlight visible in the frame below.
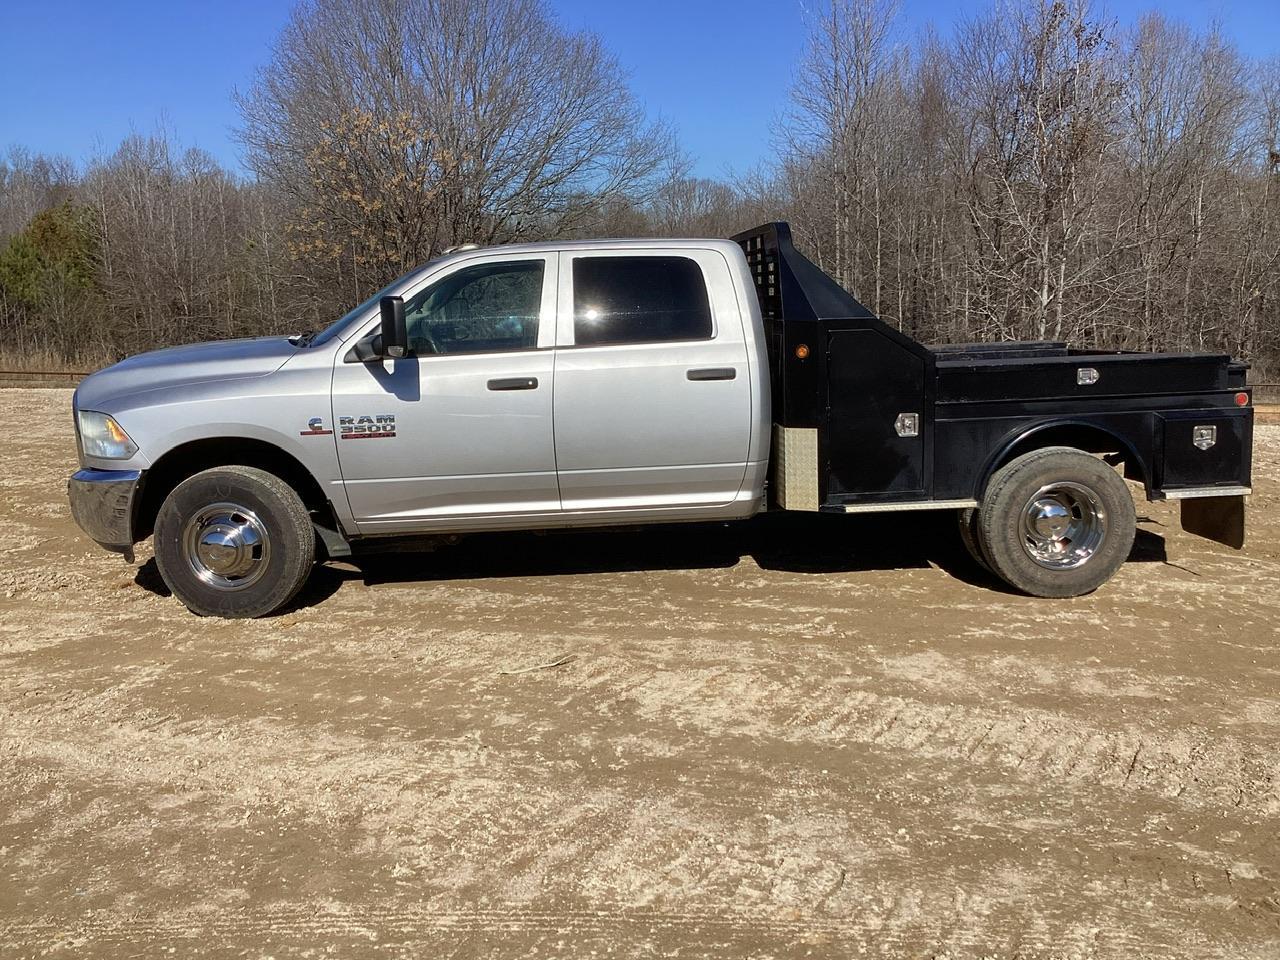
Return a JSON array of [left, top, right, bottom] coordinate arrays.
[[77, 410, 138, 460]]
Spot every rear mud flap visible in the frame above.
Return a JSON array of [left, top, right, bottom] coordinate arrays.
[[1180, 495, 1246, 549]]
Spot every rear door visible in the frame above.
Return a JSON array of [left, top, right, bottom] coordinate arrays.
[[551, 250, 753, 512]]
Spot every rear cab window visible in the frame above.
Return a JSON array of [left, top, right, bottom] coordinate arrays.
[[572, 256, 713, 346]]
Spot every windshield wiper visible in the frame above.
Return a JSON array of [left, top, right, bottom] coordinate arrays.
[[288, 330, 317, 347]]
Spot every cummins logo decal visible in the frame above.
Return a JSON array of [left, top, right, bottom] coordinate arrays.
[[299, 417, 333, 437], [339, 414, 396, 439]]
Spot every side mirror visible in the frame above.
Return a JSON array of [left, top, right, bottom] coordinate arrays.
[[379, 296, 408, 358]]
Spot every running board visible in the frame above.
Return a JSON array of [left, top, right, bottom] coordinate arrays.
[[1161, 485, 1251, 500], [841, 498, 978, 514]]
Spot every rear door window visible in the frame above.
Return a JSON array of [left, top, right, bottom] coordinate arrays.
[[573, 256, 713, 346]]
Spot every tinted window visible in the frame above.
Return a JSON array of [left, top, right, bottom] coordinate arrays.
[[404, 260, 543, 355], [573, 256, 713, 346]]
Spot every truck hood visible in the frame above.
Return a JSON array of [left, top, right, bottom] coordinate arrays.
[[74, 336, 299, 412]]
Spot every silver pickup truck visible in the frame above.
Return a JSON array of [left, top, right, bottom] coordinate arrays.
[[70, 223, 1253, 617]]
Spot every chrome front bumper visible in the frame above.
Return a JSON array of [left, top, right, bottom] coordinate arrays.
[[68, 468, 142, 559]]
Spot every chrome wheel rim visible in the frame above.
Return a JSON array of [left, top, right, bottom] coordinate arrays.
[[1020, 481, 1106, 570], [181, 502, 271, 591]]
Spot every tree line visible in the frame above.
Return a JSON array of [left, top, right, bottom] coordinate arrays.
[[1, 0, 1277, 378]]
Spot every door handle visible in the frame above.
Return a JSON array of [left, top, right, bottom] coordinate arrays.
[[686, 367, 737, 381], [487, 377, 539, 391]]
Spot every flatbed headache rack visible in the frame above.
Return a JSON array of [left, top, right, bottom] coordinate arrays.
[[732, 221, 949, 511]]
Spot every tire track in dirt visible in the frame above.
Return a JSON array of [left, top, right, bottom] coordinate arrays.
[[0, 899, 1206, 959], [9, 679, 1274, 924], [4, 655, 1277, 843], [609, 670, 1280, 815]]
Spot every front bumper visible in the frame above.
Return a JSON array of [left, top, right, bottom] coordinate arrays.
[[68, 468, 142, 559]]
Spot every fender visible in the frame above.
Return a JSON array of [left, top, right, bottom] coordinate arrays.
[[135, 428, 354, 545], [153, 417, 347, 518], [976, 418, 1153, 500]]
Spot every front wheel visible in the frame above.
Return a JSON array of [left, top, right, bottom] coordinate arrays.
[[153, 465, 316, 618], [976, 447, 1136, 598]]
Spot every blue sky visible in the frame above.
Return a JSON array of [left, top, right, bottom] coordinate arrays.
[[1, 0, 1276, 180]]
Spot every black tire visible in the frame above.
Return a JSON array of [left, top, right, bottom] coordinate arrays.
[[976, 446, 1135, 598], [956, 507, 993, 574], [153, 465, 316, 618]]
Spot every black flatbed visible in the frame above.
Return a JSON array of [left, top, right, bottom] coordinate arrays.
[[732, 222, 1252, 544]]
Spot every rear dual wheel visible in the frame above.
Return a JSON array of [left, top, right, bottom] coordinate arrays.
[[956, 507, 992, 574], [960, 447, 1136, 598]]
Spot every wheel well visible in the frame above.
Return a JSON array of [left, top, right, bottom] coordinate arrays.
[[983, 423, 1150, 497], [136, 437, 334, 540]]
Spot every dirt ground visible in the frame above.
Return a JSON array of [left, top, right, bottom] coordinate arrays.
[[2, 388, 1278, 959]]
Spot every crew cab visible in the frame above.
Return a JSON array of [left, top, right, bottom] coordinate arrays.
[[69, 223, 1254, 617]]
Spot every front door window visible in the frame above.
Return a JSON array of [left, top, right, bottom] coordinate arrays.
[[404, 260, 543, 355]]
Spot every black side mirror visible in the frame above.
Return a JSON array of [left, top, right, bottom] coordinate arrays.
[[379, 296, 408, 358]]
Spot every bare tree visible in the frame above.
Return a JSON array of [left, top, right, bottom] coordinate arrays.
[[0, 147, 77, 241], [79, 133, 283, 354], [950, 0, 1123, 341], [785, 0, 904, 312], [647, 177, 749, 238], [236, 0, 672, 316]]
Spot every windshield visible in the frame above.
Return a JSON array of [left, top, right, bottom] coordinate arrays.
[[306, 262, 436, 348]]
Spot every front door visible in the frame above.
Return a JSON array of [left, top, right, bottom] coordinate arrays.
[[332, 253, 560, 532], [552, 250, 753, 512]]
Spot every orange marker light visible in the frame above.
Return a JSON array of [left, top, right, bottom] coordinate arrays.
[[1235, 392, 1249, 407], [106, 418, 129, 444], [795, 344, 810, 360]]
